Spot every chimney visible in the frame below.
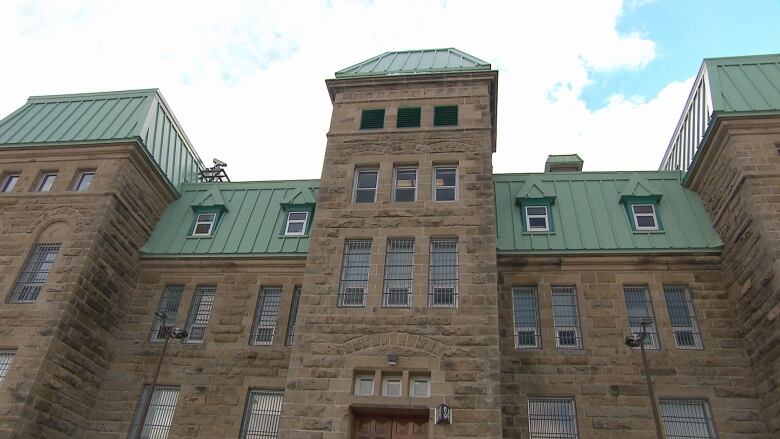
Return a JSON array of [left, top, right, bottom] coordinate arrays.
[[545, 154, 583, 172]]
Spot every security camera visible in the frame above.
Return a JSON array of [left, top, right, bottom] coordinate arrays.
[[213, 158, 227, 167], [624, 336, 641, 348]]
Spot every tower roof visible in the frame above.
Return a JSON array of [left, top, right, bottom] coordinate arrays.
[[335, 48, 491, 78]]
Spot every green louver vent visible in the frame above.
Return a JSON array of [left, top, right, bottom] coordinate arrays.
[[434, 105, 458, 126], [396, 107, 421, 128], [360, 109, 385, 129]]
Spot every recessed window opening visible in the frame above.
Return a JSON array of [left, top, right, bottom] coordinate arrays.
[[251, 287, 282, 346], [528, 397, 579, 439], [192, 212, 217, 236], [393, 168, 417, 202], [1, 174, 19, 193], [525, 206, 550, 232], [354, 169, 378, 203], [410, 376, 431, 398], [74, 171, 95, 192], [36, 173, 57, 192], [239, 390, 283, 439], [396, 107, 421, 128], [624, 285, 660, 350], [127, 385, 180, 439], [149, 286, 184, 342], [383, 239, 414, 307], [284, 211, 309, 236], [428, 239, 458, 307], [8, 243, 61, 303], [339, 240, 371, 307], [512, 286, 540, 349], [0, 350, 16, 385], [354, 374, 374, 396], [660, 399, 716, 439], [360, 109, 385, 129], [382, 375, 402, 397], [433, 105, 458, 126], [664, 285, 703, 350], [285, 286, 302, 346], [631, 204, 659, 230], [184, 285, 216, 343], [433, 167, 457, 202], [552, 286, 582, 349]]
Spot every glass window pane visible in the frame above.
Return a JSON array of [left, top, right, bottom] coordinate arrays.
[[526, 206, 546, 215], [286, 222, 304, 234], [75, 172, 94, 191], [288, 212, 307, 221], [632, 204, 654, 214], [435, 188, 456, 201], [2, 175, 19, 192], [528, 217, 547, 228], [435, 168, 456, 187], [356, 171, 377, 189], [636, 215, 656, 228], [355, 189, 376, 203]]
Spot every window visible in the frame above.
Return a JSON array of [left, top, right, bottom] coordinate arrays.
[[360, 109, 385, 129], [552, 286, 582, 349], [127, 385, 180, 439], [149, 286, 184, 342], [512, 286, 540, 349], [184, 285, 216, 343], [433, 105, 458, 126], [285, 286, 301, 346], [623, 285, 660, 350], [36, 173, 57, 192], [393, 168, 417, 202], [284, 211, 309, 236], [631, 204, 659, 231], [410, 376, 431, 398], [528, 397, 579, 439], [433, 167, 457, 202], [428, 239, 458, 307], [660, 399, 716, 439], [191, 212, 217, 236], [525, 205, 550, 232], [239, 389, 283, 439], [382, 375, 402, 397], [354, 374, 374, 396], [1, 174, 19, 193], [664, 285, 703, 349], [0, 350, 16, 385], [251, 287, 282, 346], [353, 169, 378, 203], [8, 243, 60, 303], [396, 107, 421, 128], [383, 239, 414, 307], [338, 240, 371, 307], [73, 171, 95, 192]]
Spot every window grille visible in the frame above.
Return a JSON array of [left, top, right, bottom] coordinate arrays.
[[36, 173, 57, 192], [433, 105, 458, 126], [664, 285, 703, 349], [127, 385, 180, 439], [383, 239, 414, 307], [184, 286, 216, 343], [360, 109, 385, 129], [396, 107, 421, 128], [528, 397, 579, 439], [631, 204, 659, 230], [284, 211, 308, 236], [0, 350, 16, 384], [338, 240, 371, 307], [149, 286, 184, 342], [251, 287, 282, 346], [513, 286, 540, 349], [285, 286, 301, 346], [239, 389, 283, 439], [552, 286, 582, 349], [8, 243, 61, 303], [428, 239, 458, 307], [192, 212, 217, 236], [525, 205, 550, 231], [433, 167, 457, 202], [74, 171, 95, 191], [660, 399, 716, 439], [353, 169, 379, 203], [1, 174, 19, 192], [393, 168, 417, 202], [623, 285, 660, 350]]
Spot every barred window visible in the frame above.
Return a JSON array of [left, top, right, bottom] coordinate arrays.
[[660, 399, 716, 439], [664, 285, 703, 350], [0, 350, 16, 385], [623, 285, 660, 350], [127, 385, 180, 439], [251, 287, 282, 346], [383, 239, 414, 307], [149, 286, 184, 342], [552, 286, 582, 349], [285, 286, 301, 346], [184, 285, 216, 343], [428, 239, 458, 307], [528, 397, 579, 439], [512, 286, 540, 349], [8, 243, 60, 303], [239, 389, 283, 439], [338, 240, 371, 307]]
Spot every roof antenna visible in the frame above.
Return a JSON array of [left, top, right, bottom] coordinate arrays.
[[199, 158, 231, 182]]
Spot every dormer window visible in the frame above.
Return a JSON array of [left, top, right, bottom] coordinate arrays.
[[631, 204, 659, 231], [525, 205, 550, 232], [284, 211, 309, 236], [191, 212, 217, 236]]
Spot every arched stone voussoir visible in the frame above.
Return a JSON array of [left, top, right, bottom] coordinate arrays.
[[341, 332, 449, 358]]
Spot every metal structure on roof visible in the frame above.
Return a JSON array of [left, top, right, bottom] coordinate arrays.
[[545, 154, 584, 172], [660, 54, 780, 174], [0, 89, 204, 191], [494, 171, 722, 254], [334, 48, 491, 78]]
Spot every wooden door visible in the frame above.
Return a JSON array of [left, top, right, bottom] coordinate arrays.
[[353, 415, 427, 439]]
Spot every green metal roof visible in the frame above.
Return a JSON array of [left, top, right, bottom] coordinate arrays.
[[494, 171, 722, 254], [704, 54, 780, 113], [335, 48, 491, 78], [141, 180, 318, 257], [0, 89, 204, 190]]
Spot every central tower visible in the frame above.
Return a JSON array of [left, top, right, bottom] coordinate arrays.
[[279, 49, 502, 438]]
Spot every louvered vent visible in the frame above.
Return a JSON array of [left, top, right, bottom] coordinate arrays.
[[434, 105, 458, 126], [360, 109, 385, 129], [396, 107, 421, 128]]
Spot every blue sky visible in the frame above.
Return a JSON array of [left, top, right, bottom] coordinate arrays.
[[582, 0, 780, 109]]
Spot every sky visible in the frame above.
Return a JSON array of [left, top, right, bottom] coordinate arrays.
[[0, 0, 778, 181]]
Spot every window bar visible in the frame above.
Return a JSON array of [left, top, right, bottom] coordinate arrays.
[[127, 385, 180, 439], [383, 239, 414, 307], [512, 286, 540, 349], [251, 287, 282, 346], [338, 240, 371, 307], [428, 239, 458, 307], [623, 285, 660, 350], [0, 350, 16, 384], [239, 389, 283, 439], [184, 286, 216, 343], [8, 243, 61, 303], [664, 285, 703, 350], [551, 286, 582, 349], [285, 286, 301, 346], [660, 399, 717, 439], [149, 286, 185, 342], [527, 397, 579, 439]]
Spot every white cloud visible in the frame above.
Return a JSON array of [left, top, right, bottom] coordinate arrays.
[[0, 0, 692, 180]]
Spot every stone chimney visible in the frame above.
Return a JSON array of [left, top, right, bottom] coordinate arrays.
[[545, 154, 583, 172]]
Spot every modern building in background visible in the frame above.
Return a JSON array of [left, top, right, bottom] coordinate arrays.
[[0, 49, 777, 439]]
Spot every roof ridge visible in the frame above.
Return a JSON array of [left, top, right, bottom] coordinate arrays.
[[27, 88, 160, 102]]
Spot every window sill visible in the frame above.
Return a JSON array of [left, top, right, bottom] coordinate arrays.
[[186, 235, 213, 240], [632, 230, 665, 234], [522, 231, 556, 235], [282, 234, 309, 238]]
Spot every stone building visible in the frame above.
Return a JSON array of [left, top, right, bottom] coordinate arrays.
[[0, 49, 777, 439]]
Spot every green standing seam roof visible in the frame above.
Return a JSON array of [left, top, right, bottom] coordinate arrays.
[[335, 48, 491, 78], [704, 54, 780, 113], [141, 180, 319, 257], [0, 89, 204, 191], [494, 171, 722, 254]]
